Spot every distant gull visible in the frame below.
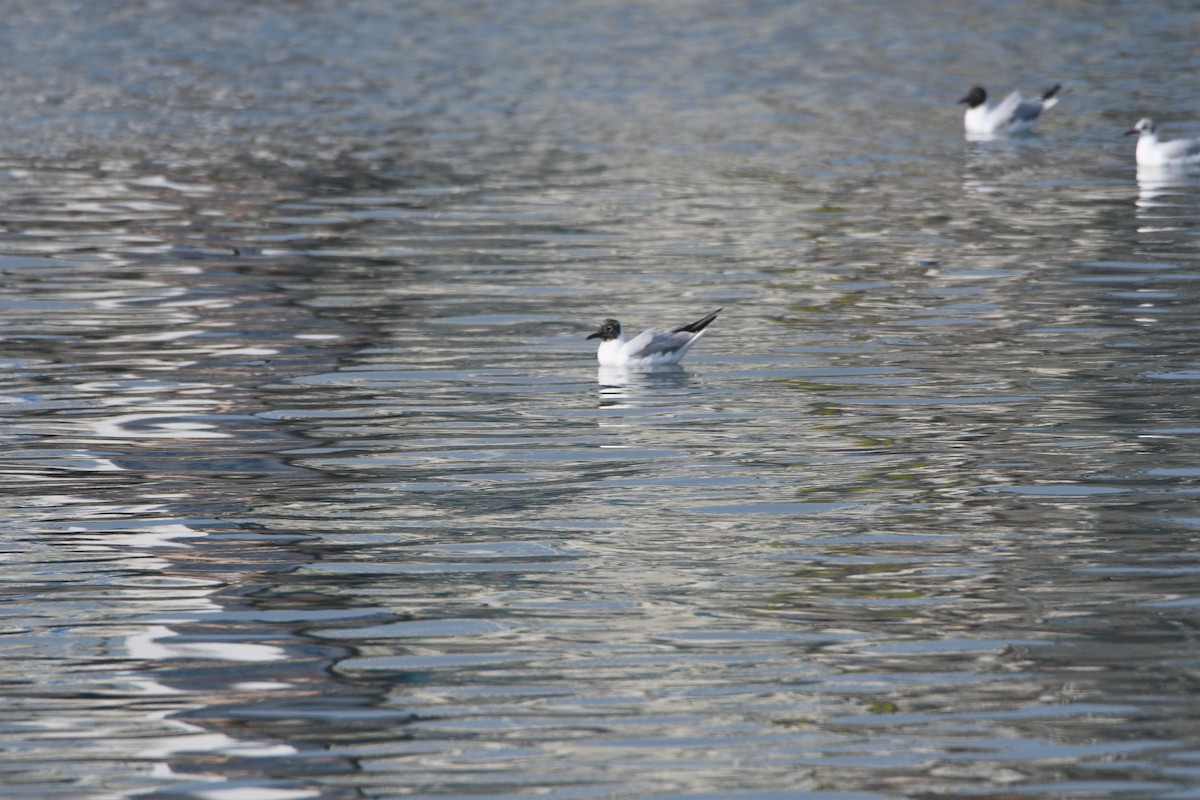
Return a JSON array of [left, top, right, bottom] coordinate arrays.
[[959, 83, 1061, 137], [587, 309, 721, 369], [1125, 118, 1200, 167]]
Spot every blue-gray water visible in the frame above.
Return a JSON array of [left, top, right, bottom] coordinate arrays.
[[3, 2, 1200, 799]]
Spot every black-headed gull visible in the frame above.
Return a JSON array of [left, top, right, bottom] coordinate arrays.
[[959, 84, 1060, 137], [1125, 118, 1200, 167], [587, 309, 721, 369]]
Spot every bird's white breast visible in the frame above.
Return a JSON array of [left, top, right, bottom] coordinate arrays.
[[596, 338, 627, 367], [1137, 136, 1164, 166], [963, 105, 992, 135]]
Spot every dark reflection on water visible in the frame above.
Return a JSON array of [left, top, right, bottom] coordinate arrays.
[[3, 1, 1200, 799]]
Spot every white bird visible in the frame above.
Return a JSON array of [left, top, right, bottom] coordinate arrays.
[[587, 309, 721, 369], [959, 83, 1061, 137], [1125, 118, 1200, 167]]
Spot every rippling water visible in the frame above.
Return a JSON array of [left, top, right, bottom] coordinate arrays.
[[4, 1, 1200, 798]]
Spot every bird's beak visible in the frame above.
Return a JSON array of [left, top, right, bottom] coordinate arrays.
[[1124, 127, 1139, 136], [586, 329, 602, 340], [957, 94, 971, 105]]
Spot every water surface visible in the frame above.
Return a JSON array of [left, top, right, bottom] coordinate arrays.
[[3, 2, 1200, 799]]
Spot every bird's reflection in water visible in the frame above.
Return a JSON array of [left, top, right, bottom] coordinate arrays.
[[1136, 165, 1200, 205], [1134, 166, 1200, 237], [960, 137, 1043, 196], [597, 365, 694, 408]]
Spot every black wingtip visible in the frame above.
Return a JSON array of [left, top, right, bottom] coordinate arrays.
[[677, 308, 722, 334], [1042, 83, 1062, 101]]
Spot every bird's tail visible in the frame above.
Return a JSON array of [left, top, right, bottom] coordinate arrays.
[[677, 308, 722, 334], [1038, 84, 1062, 112]]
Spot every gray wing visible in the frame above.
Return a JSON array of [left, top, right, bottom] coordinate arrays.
[[1011, 97, 1047, 123], [989, 90, 1024, 124], [1160, 137, 1200, 160], [624, 328, 693, 358]]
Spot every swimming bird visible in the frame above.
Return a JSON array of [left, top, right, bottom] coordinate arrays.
[[959, 83, 1061, 136], [1125, 118, 1200, 167], [587, 309, 721, 369]]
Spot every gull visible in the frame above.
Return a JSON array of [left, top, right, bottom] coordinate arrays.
[[587, 309, 721, 369], [1125, 118, 1200, 167], [959, 83, 1061, 137]]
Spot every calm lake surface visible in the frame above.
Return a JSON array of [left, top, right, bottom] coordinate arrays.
[[3, 2, 1200, 798]]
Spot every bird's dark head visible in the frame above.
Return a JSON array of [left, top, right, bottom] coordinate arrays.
[[1125, 117, 1155, 136], [958, 86, 986, 108], [587, 319, 621, 341]]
